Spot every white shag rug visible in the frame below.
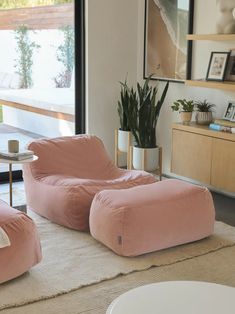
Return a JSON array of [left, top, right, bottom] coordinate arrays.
[[0, 211, 234, 311]]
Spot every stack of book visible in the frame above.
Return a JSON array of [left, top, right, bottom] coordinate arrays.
[[0, 150, 34, 161], [209, 119, 235, 134]]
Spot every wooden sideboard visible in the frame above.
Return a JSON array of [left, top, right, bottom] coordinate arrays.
[[171, 123, 235, 193]]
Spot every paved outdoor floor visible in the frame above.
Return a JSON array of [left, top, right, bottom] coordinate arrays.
[[0, 123, 43, 172]]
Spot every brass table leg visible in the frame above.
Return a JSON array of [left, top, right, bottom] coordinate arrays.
[[9, 163, 13, 207]]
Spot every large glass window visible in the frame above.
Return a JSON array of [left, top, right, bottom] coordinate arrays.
[[0, 0, 84, 180]]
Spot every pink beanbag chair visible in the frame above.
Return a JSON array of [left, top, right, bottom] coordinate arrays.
[[23, 135, 156, 231], [0, 201, 42, 283], [90, 179, 215, 256]]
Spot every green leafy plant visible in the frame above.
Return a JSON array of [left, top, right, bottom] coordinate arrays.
[[14, 25, 40, 88], [117, 80, 131, 131], [195, 100, 216, 112], [54, 25, 74, 88], [127, 76, 169, 148], [171, 99, 194, 112]]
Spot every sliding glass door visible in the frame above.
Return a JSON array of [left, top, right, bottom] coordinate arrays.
[[0, 0, 84, 180]]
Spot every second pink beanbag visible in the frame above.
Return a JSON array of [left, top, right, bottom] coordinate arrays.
[[90, 179, 215, 257]]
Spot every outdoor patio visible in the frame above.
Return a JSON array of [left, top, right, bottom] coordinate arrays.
[[0, 1, 75, 149], [0, 123, 43, 173]]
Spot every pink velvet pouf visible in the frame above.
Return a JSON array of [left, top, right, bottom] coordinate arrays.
[[0, 201, 42, 283], [90, 179, 215, 257]]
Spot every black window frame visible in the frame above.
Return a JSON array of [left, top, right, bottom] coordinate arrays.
[[75, 0, 85, 134]]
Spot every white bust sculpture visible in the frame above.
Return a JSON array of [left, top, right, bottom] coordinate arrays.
[[216, 0, 235, 34]]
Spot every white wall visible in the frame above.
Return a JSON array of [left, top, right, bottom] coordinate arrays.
[[137, 0, 235, 175], [86, 0, 235, 174], [86, 0, 138, 158]]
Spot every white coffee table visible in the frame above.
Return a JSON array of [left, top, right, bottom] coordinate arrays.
[[0, 155, 38, 207], [106, 281, 235, 314]]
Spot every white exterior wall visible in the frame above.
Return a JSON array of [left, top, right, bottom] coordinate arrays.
[[0, 30, 65, 88]]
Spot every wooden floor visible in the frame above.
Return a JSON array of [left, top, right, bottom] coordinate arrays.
[[212, 192, 235, 227]]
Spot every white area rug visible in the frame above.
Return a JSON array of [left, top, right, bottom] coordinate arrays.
[[0, 212, 234, 311]]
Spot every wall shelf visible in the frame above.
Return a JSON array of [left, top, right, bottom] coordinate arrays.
[[185, 80, 235, 91], [186, 34, 235, 41], [186, 33, 235, 91]]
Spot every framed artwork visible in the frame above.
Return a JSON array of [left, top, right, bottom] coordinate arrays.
[[225, 49, 235, 81], [223, 102, 235, 120], [206, 51, 230, 82], [143, 0, 194, 83]]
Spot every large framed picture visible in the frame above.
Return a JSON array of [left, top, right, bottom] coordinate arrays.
[[144, 0, 194, 83], [223, 102, 235, 120], [206, 51, 230, 81]]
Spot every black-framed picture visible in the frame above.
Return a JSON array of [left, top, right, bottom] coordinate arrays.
[[231, 110, 235, 122], [143, 0, 194, 83], [225, 50, 235, 81], [223, 102, 235, 120], [206, 51, 230, 82]]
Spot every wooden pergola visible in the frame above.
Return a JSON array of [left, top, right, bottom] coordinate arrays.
[[0, 3, 74, 30]]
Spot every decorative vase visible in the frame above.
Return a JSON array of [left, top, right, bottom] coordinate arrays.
[[180, 112, 192, 125], [216, 0, 235, 34], [132, 146, 159, 172], [196, 112, 213, 125], [117, 130, 132, 153]]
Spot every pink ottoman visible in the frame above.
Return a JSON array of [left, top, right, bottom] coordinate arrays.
[[0, 201, 42, 283], [90, 179, 215, 257]]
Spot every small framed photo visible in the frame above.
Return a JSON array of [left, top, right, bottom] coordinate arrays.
[[225, 50, 235, 81], [223, 102, 235, 120], [206, 51, 230, 81]]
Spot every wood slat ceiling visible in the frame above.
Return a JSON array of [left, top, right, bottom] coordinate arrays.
[[0, 3, 74, 30]]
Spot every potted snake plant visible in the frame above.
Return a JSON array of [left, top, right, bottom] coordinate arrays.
[[127, 77, 169, 171], [117, 80, 132, 153]]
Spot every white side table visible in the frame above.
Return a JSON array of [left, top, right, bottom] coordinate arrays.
[[107, 281, 235, 314], [0, 155, 38, 207]]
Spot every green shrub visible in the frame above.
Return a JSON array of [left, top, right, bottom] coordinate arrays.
[[54, 25, 74, 88], [14, 25, 40, 89]]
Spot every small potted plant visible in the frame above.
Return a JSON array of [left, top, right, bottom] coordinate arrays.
[[171, 99, 194, 125], [127, 76, 169, 171], [117, 80, 132, 153], [195, 100, 215, 125]]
